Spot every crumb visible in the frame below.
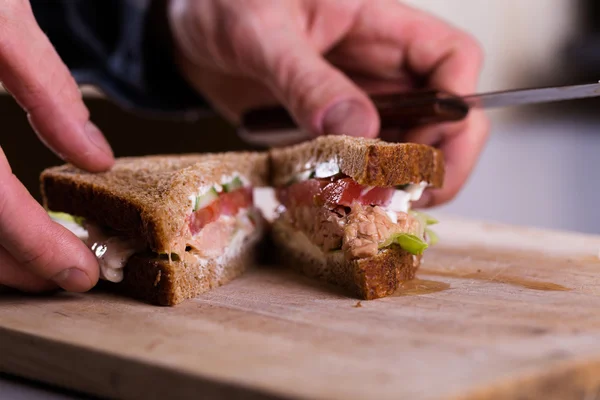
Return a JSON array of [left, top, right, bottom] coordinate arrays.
[[353, 301, 362, 308]]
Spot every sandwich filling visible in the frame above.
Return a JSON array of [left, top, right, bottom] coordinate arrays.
[[275, 164, 438, 260], [48, 176, 262, 283], [185, 176, 260, 258]]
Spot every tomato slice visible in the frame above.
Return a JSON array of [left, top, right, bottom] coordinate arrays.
[[189, 187, 253, 235], [276, 179, 328, 208], [277, 177, 394, 209]]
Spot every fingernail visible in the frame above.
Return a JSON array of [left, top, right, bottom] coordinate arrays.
[[322, 100, 372, 137], [85, 121, 113, 158], [51, 268, 93, 292]]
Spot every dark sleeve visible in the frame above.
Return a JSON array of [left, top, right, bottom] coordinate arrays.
[[30, 0, 212, 119]]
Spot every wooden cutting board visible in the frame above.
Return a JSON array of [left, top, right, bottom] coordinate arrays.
[[2, 216, 600, 400]]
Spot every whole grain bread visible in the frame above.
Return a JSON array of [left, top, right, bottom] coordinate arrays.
[[271, 219, 420, 300], [269, 136, 444, 187], [39, 135, 440, 305], [41, 152, 269, 255], [100, 228, 262, 306]]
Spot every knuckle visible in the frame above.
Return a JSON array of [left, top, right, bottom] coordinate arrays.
[[272, 51, 333, 103], [17, 223, 67, 277], [234, 1, 283, 32], [227, 2, 287, 71], [0, 0, 29, 18], [52, 71, 84, 109], [276, 57, 326, 111]]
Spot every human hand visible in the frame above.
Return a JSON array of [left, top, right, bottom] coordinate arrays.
[[0, 0, 114, 292], [168, 0, 489, 206]]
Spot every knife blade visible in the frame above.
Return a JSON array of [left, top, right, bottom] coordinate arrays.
[[238, 82, 600, 147], [463, 82, 600, 108]]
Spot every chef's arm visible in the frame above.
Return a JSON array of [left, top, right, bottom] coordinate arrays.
[[30, 0, 210, 118]]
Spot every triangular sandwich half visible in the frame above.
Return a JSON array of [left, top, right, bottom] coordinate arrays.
[[268, 136, 444, 300], [40, 153, 269, 305]]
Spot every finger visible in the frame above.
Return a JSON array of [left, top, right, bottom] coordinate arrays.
[[410, 110, 490, 207], [0, 147, 99, 292], [340, 1, 484, 94], [352, 1, 487, 204], [327, 42, 405, 80], [346, 73, 418, 95], [271, 42, 379, 138], [0, 245, 57, 293], [0, 0, 113, 172], [247, 29, 379, 138], [173, 67, 277, 123]]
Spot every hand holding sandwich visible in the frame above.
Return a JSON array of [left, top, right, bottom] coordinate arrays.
[[168, 0, 490, 206], [0, 0, 109, 292]]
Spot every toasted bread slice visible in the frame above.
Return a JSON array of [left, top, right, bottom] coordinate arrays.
[[269, 136, 445, 187], [271, 219, 419, 299], [41, 152, 269, 255]]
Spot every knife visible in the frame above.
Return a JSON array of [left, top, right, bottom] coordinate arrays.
[[237, 82, 600, 147]]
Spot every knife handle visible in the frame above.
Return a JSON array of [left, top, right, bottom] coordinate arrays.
[[240, 90, 470, 136]]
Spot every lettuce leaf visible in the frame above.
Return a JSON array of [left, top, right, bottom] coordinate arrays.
[[410, 210, 438, 226], [409, 210, 440, 247], [425, 228, 439, 246], [379, 232, 428, 255], [48, 211, 85, 226]]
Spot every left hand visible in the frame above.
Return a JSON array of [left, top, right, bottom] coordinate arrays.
[[167, 0, 489, 207]]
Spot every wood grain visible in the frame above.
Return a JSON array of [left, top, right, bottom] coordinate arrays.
[[1, 216, 600, 400]]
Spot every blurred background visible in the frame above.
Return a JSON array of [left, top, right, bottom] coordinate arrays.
[[404, 0, 600, 234], [2, 0, 600, 234]]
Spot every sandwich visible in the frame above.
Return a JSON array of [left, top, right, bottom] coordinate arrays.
[[39, 135, 443, 305], [41, 152, 269, 306], [268, 136, 444, 300]]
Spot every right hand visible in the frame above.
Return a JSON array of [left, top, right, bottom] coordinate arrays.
[[0, 0, 113, 293], [168, 0, 489, 208]]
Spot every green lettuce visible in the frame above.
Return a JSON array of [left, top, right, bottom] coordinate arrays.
[[379, 232, 428, 255], [410, 210, 440, 247], [410, 210, 438, 226], [425, 228, 439, 246], [48, 211, 85, 226], [377, 211, 441, 255]]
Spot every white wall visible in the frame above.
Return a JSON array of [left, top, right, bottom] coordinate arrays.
[[401, 0, 579, 91], [402, 1, 600, 234]]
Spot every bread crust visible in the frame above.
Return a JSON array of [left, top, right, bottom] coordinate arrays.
[[271, 219, 420, 300], [40, 153, 269, 255], [98, 228, 261, 306], [269, 136, 444, 188]]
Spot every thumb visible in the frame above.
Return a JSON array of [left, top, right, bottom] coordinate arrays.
[[259, 38, 379, 138]]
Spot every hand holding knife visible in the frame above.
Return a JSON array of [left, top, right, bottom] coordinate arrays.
[[238, 82, 600, 147]]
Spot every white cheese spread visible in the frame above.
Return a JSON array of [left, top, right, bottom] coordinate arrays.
[[314, 160, 340, 178], [388, 181, 428, 213]]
